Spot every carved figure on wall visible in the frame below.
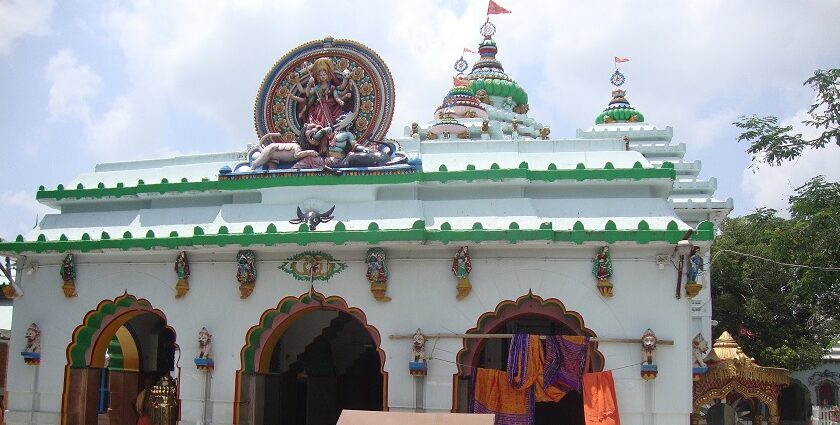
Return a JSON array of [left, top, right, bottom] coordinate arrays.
[[640, 328, 658, 380], [198, 327, 212, 360], [592, 246, 614, 297], [23, 323, 40, 353], [685, 246, 704, 298], [539, 126, 550, 140], [60, 253, 77, 297], [452, 246, 472, 300], [481, 119, 489, 134], [299, 58, 354, 151], [289, 205, 335, 230], [251, 133, 319, 170], [409, 328, 428, 377], [641, 329, 657, 365], [365, 248, 390, 302], [411, 122, 419, 136], [174, 251, 190, 298], [236, 250, 257, 299], [692, 333, 709, 368]]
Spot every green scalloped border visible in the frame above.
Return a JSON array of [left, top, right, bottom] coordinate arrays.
[[2, 220, 714, 254], [35, 163, 676, 201]]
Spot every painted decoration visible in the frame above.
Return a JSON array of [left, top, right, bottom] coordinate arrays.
[[409, 328, 428, 377], [592, 246, 613, 297], [640, 328, 658, 380], [226, 37, 412, 175], [195, 327, 213, 370], [692, 333, 709, 380], [60, 253, 77, 298], [452, 246, 473, 300], [288, 206, 335, 231], [365, 248, 390, 302], [22, 323, 41, 365], [236, 250, 257, 299], [278, 251, 347, 281], [685, 246, 703, 298], [174, 251, 190, 298]]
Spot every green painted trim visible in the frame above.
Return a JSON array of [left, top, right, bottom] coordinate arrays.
[[1, 220, 714, 254], [69, 293, 152, 368], [35, 166, 676, 201]]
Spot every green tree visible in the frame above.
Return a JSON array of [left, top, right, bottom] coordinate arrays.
[[734, 68, 839, 166], [712, 176, 840, 370]]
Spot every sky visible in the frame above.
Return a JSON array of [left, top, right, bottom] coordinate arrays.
[[0, 0, 839, 327]]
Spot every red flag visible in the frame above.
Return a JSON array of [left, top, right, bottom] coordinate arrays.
[[737, 324, 758, 338], [463, 47, 477, 54], [487, 0, 511, 15], [614, 56, 630, 63]]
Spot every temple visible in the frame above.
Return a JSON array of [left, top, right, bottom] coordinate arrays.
[[1, 16, 741, 425]]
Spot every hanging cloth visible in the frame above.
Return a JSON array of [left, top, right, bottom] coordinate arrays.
[[507, 334, 541, 389], [543, 335, 590, 393], [473, 367, 535, 425], [582, 371, 621, 425]]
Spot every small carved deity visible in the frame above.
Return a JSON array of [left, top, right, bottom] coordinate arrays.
[[411, 122, 419, 136], [481, 119, 490, 134], [623, 135, 631, 150], [641, 329, 657, 365], [539, 127, 550, 140], [685, 246, 704, 298], [24, 323, 41, 353], [60, 253, 77, 297], [198, 327, 212, 360], [174, 251, 190, 298], [365, 248, 390, 302], [409, 328, 428, 377], [452, 246, 472, 300], [692, 333, 709, 369], [592, 246, 614, 297], [236, 250, 257, 299]]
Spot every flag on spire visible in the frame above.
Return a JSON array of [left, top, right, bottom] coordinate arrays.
[[614, 56, 630, 63], [487, 0, 511, 15], [463, 47, 478, 54]]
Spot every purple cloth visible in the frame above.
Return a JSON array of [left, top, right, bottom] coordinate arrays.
[[543, 335, 590, 392]]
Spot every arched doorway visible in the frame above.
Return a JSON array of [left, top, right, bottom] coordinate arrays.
[[62, 293, 178, 425], [816, 380, 837, 406], [236, 292, 387, 425], [779, 379, 811, 423], [452, 292, 605, 425]]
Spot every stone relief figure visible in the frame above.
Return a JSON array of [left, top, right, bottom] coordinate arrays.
[[365, 248, 390, 302], [692, 333, 709, 368], [197, 327, 213, 360], [24, 323, 41, 353], [174, 251, 190, 298], [299, 58, 353, 153], [60, 253, 77, 297], [687, 246, 704, 283], [592, 246, 614, 297], [236, 250, 257, 299], [452, 246, 473, 300], [641, 328, 657, 365], [409, 328, 428, 377]]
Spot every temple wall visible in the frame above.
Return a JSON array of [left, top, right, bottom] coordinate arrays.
[[5, 243, 699, 424]]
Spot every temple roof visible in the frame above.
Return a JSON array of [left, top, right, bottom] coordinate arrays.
[[700, 331, 790, 386]]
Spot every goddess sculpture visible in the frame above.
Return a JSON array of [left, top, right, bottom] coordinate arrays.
[[592, 246, 614, 297]]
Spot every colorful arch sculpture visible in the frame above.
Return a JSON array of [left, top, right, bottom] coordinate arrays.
[[66, 292, 167, 368]]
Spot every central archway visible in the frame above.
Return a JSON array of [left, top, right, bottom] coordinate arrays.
[[235, 291, 387, 425]]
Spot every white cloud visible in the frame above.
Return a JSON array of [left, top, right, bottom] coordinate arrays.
[[740, 108, 840, 215], [45, 48, 103, 122], [0, 0, 54, 55], [0, 190, 58, 241]]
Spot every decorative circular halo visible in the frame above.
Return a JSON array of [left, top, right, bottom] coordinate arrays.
[[254, 37, 395, 142], [454, 57, 468, 73], [480, 19, 496, 37], [610, 69, 626, 87]]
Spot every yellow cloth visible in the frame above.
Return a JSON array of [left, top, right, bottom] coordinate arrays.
[[473, 368, 532, 416]]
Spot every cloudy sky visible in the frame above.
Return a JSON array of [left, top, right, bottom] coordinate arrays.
[[0, 1, 838, 325]]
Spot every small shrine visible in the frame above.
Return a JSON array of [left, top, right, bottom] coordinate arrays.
[[692, 331, 790, 425]]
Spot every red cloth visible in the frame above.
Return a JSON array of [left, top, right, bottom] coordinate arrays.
[[582, 371, 621, 425], [137, 416, 151, 425], [487, 0, 511, 15]]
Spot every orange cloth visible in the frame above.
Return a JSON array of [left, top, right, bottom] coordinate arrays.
[[582, 371, 621, 425], [473, 368, 534, 424], [508, 334, 571, 403]]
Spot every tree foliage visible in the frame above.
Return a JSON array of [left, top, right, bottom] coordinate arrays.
[[712, 177, 840, 370], [735, 68, 840, 166]]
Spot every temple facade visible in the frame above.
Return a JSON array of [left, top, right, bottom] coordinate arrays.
[[1, 22, 731, 425]]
